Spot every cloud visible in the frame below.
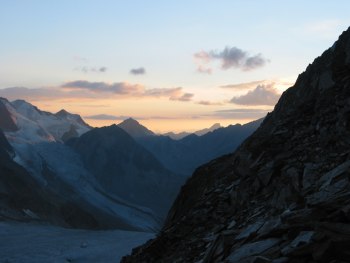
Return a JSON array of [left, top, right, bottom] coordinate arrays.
[[73, 56, 89, 63], [194, 46, 268, 73], [220, 80, 266, 90], [75, 66, 108, 73], [85, 114, 130, 120], [214, 108, 270, 119], [197, 100, 224, 106], [130, 67, 146, 75], [0, 87, 67, 101], [62, 80, 143, 94], [170, 92, 194, 102], [85, 114, 121, 120], [230, 84, 281, 106], [0, 82, 193, 102], [144, 87, 182, 97]]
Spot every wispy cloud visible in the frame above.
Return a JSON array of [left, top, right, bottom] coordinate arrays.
[[85, 114, 129, 120], [62, 80, 144, 94], [0, 81, 193, 102], [230, 83, 281, 106], [130, 67, 146, 75], [72, 55, 107, 73], [73, 56, 89, 63], [197, 100, 224, 106], [63, 81, 193, 101], [220, 80, 267, 90], [75, 66, 107, 73], [144, 87, 182, 97], [170, 92, 194, 102], [194, 46, 268, 73], [214, 108, 270, 119]]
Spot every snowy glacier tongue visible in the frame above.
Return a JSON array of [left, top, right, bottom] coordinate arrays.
[[9, 140, 162, 231]]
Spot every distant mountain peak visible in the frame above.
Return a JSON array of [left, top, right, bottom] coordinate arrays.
[[55, 109, 70, 116], [194, 122, 222, 136], [210, 123, 221, 128], [118, 118, 154, 138], [55, 109, 91, 128], [124, 117, 138, 122]]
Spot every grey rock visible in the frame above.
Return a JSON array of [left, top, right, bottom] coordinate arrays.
[[257, 218, 282, 237], [306, 178, 350, 205], [271, 258, 288, 263], [319, 160, 350, 189], [302, 163, 319, 189], [228, 219, 237, 229], [257, 161, 274, 186], [281, 231, 314, 255], [227, 238, 280, 262], [235, 221, 264, 240]]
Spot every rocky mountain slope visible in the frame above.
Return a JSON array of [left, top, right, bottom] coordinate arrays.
[[118, 118, 155, 138], [122, 28, 350, 262], [0, 100, 164, 231], [0, 129, 109, 229], [67, 125, 184, 220], [119, 118, 262, 176]]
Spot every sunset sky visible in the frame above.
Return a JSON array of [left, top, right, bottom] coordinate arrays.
[[1, 1, 350, 132]]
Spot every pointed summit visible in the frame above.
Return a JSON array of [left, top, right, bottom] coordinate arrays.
[[55, 109, 91, 128], [194, 122, 222, 136], [55, 109, 70, 117], [118, 118, 154, 138]]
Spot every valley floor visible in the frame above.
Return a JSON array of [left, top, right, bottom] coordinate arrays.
[[0, 222, 154, 263]]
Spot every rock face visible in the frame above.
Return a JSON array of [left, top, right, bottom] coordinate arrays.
[[67, 125, 184, 221], [0, 98, 18, 132], [122, 28, 350, 262]]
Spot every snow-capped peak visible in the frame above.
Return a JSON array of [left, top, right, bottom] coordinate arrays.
[[3, 98, 91, 144]]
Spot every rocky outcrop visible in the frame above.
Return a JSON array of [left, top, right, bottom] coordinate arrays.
[[67, 125, 184, 221], [122, 27, 350, 262], [0, 98, 18, 132]]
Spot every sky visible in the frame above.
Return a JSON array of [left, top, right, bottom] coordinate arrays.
[[1, 0, 350, 132]]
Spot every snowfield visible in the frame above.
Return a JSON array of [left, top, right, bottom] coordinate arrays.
[[0, 222, 154, 263]]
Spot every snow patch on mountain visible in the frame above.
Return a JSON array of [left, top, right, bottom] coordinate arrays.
[[11, 140, 161, 231]]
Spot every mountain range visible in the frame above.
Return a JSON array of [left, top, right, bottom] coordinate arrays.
[[0, 98, 174, 231], [122, 27, 350, 262], [118, 117, 263, 176], [0, 97, 260, 233], [163, 123, 222, 140]]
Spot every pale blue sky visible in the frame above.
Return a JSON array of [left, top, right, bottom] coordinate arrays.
[[0, 1, 349, 131]]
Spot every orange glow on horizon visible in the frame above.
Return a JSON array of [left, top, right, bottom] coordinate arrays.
[[84, 117, 258, 134]]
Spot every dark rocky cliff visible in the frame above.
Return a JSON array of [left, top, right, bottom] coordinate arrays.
[[122, 27, 350, 262], [67, 125, 184, 220]]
